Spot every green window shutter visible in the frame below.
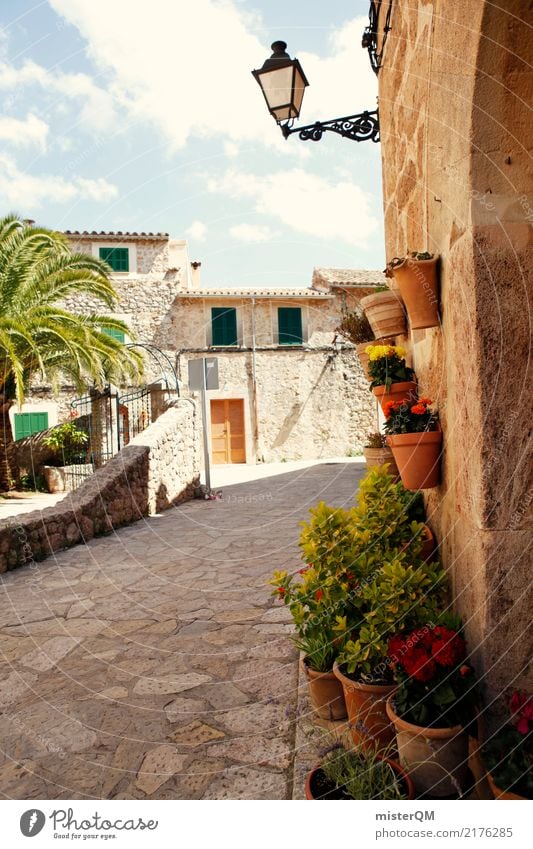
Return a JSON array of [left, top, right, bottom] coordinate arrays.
[[14, 412, 49, 441], [102, 326, 126, 343], [278, 307, 303, 345], [99, 247, 129, 272], [211, 307, 238, 346]]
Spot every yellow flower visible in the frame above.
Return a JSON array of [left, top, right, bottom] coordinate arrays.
[[366, 344, 406, 362]]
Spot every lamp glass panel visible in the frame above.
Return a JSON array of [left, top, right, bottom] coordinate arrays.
[[292, 65, 306, 117], [258, 64, 294, 118]]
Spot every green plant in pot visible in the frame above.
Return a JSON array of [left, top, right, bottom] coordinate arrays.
[[386, 621, 478, 797], [270, 502, 363, 721], [363, 433, 399, 477], [305, 741, 414, 800], [366, 344, 416, 411], [481, 691, 532, 800], [334, 552, 447, 750]]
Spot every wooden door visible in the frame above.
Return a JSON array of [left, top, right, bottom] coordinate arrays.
[[210, 399, 246, 464]]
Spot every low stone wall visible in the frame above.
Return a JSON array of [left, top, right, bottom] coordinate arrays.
[[0, 401, 199, 573]]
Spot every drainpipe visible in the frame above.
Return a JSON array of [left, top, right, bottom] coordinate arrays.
[[251, 297, 259, 462]]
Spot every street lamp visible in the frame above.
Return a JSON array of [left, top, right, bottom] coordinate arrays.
[[252, 41, 379, 144]]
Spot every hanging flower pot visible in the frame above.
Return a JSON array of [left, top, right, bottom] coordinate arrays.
[[362, 432, 399, 478], [386, 698, 469, 797], [373, 381, 418, 412], [360, 290, 407, 339], [387, 252, 440, 329], [302, 656, 347, 721], [387, 430, 442, 490], [383, 398, 442, 490], [333, 662, 396, 750]]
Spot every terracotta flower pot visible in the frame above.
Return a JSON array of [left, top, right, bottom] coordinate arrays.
[[363, 446, 399, 479], [391, 257, 440, 330], [373, 381, 417, 412], [420, 524, 436, 562], [356, 343, 372, 380], [302, 657, 347, 721], [386, 697, 469, 797], [305, 757, 415, 800], [401, 523, 436, 562], [387, 429, 442, 490], [486, 771, 527, 800], [333, 662, 396, 749], [360, 291, 407, 339]]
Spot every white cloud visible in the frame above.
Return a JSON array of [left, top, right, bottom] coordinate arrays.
[[186, 220, 208, 242], [0, 112, 49, 150], [0, 154, 117, 208], [0, 59, 116, 130], [207, 169, 377, 246], [47, 1, 374, 153], [229, 223, 277, 243]]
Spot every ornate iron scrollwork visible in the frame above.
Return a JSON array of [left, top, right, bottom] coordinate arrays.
[[282, 110, 380, 144]]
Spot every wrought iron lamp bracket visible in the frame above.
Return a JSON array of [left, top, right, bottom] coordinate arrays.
[[281, 109, 380, 144]]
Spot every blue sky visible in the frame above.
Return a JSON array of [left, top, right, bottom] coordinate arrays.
[[0, 0, 384, 286]]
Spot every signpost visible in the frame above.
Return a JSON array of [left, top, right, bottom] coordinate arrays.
[[187, 358, 219, 492]]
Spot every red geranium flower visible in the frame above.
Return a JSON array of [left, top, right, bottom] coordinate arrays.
[[517, 716, 530, 735], [388, 634, 406, 662], [315, 589, 324, 602], [403, 648, 436, 682], [277, 587, 285, 597], [431, 627, 466, 667], [411, 404, 427, 415]]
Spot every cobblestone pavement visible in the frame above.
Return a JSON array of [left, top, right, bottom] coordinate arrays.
[[0, 462, 364, 800]]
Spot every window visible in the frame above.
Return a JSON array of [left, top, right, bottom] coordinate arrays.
[[211, 307, 238, 346], [102, 326, 126, 343], [14, 412, 49, 441], [278, 307, 303, 345], [99, 247, 129, 272]]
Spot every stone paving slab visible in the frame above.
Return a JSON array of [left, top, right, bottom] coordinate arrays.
[[0, 462, 364, 799]]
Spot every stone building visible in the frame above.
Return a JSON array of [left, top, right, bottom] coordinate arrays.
[[14, 229, 384, 465], [373, 0, 531, 698]]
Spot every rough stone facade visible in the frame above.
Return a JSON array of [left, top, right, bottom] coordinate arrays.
[[21, 231, 384, 464], [174, 289, 379, 462], [0, 402, 199, 572], [376, 0, 532, 697]]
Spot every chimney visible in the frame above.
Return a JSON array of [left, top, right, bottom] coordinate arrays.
[[190, 261, 202, 290]]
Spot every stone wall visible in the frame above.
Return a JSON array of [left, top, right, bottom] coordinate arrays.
[[377, 0, 532, 696], [175, 288, 378, 462], [0, 402, 199, 572]]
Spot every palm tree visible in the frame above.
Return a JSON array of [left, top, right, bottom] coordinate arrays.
[[0, 214, 143, 490]]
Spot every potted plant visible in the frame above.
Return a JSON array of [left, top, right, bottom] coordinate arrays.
[[386, 623, 478, 797], [360, 286, 407, 339], [334, 554, 447, 750], [363, 432, 399, 478], [384, 397, 442, 490], [270, 502, 363, 722], [386, 251, 440, 329], [42, 419, 90, 493], [481, 690, 532, 799], [335, 310, 393, 380], [305, 742, 414, 800], [367, 344, 417, 411]]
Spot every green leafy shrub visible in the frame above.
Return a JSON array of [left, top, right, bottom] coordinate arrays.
[[43, 420, 88, 466]]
